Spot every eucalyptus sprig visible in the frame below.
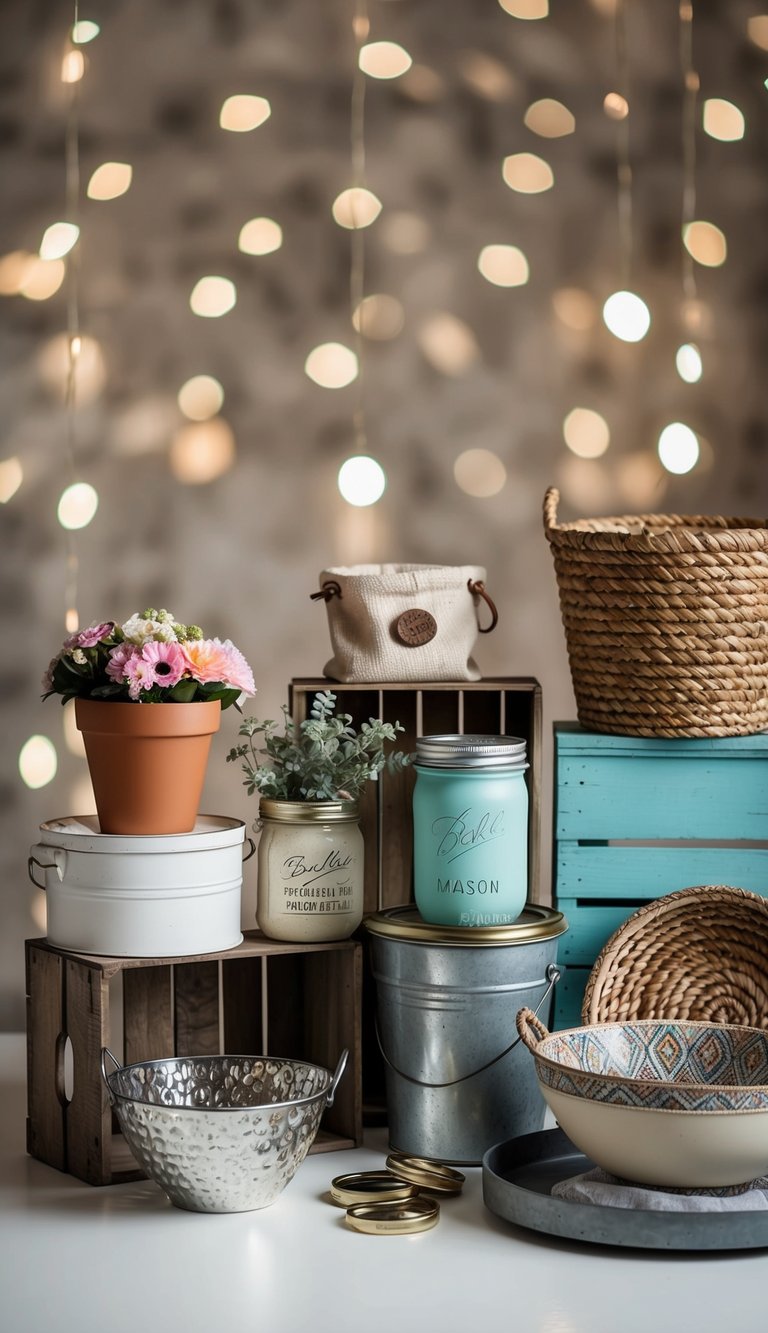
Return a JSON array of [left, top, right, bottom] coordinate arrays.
[[226, 690, 411, 801]]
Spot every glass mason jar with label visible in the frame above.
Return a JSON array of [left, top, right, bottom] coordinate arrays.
[[413, 735, 528, 928], [256, 799, 364, 942]]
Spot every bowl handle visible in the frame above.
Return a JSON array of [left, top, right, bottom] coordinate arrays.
[[516, 1007, 551, 1052], [326, 1049, 349, 1108], [100, 1047, 122, 1105]]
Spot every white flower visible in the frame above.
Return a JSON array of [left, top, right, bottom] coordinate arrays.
[[121, 613, 179, 646], [72, 648, 87, 665]]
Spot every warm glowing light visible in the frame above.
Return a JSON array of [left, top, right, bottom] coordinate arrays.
[[39, 334, 105, 402], [61, 50, 85, 83], [400, 65, 445, 103], [524, 99, 575, 137], [65, 608, 79, 633], [603, 92, 629, 120], [498, 0, 548, 16], [19, 736, 58, 789], [676, 343, 703, 384], [683, 220, 727, 267], [602, 290, 651, 342], [0, 456, 23, 503], [40, 222, 79, 260], [658, 422, 699, 475], [457, 51, 516, 102], [170, 419, 236, 484], [352, 294, 405, 340], [702, 99, 745, 142], [63, 701, 86, 757], [190, 276, 236, 317], [477, 244, 529, 287], [502, 153, 554, 193], [553, 287, 598, 331], [87, 162, 133, 200], [72, 19, 100, 43], [557, 456, 612, 512], [219, 95, 271, 132], [19, 258, 66, 301], [304, 343, 359, 389], [178, 375, 224, 421], [747, 16, 768, 51], [338, 456, 386, 507], [238, 217, 283, 255], [70, 772, 96, 815], [58, 482, 99, 530], [418, 314, 480, 376], [379, 212, 430, 254], [454, 449, 507, 498], [616, 451, 666, 508], [358, 41, 413, 79], [332, 188, 382, 230], [0, 250, 34, 294], [563, 408, 610, 459]]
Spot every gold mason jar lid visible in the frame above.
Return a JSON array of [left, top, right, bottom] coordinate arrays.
[[386, 1152, 465, 1195], [365, 903, 567, 947], [258, 798, 360, 824], [329, 1171, 419, 1208], [345, 1197, 440, 1236]]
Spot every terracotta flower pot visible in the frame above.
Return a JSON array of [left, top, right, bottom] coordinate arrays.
[[75, 699, 222, 835]]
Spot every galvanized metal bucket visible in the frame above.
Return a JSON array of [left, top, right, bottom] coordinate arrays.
[[365, 904, 567, 1165]]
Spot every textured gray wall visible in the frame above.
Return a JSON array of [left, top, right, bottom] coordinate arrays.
[[2, 0, 768, 1027]]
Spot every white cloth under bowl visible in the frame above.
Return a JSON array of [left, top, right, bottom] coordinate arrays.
[[552, 1169, 768, 1213]]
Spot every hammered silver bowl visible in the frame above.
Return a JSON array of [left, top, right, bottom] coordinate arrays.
[[101, 1047, 348, 1213]]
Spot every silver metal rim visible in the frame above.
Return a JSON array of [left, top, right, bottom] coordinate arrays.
[[107, 1054, 333, 1113]]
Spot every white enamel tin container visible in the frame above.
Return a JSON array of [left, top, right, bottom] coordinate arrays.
[[29, 815, 252, 957]]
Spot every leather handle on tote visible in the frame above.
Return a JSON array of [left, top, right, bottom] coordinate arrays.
[[310, 580, 342, 603], [468, 579, 498, 633]]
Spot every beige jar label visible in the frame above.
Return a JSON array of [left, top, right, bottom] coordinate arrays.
[[278, 847, 357, 917]]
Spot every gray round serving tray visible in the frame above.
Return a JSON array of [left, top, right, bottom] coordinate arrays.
[[482, 1128, 768, 1251]]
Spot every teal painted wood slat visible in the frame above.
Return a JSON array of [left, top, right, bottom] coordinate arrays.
[[555, 723, 768, 759], [556, 756, 768, 841], [556, 900, 646, 964], [556, 844, 768, 899], [553, 967, 590, 1031]]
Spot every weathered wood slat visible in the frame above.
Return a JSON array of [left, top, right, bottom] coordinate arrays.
[[123, 966, 173, 1063], [221, 955, 264, 1052], [65, 957, 111, 1185], [556, 843, 768, 899], [26, 943, 67, 1171], [173, 961, 220, 1055]]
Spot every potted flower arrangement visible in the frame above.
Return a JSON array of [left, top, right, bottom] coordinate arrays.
[[43, 609, 255, 835], [227, 690, 409, 941]]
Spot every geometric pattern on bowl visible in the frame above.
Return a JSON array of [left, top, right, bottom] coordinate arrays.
[[532, 1021, 768, 1112], [107, 1056, 332, 1213]]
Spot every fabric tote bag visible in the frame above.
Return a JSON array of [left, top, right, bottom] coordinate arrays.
[[311, 564, 498, 683]]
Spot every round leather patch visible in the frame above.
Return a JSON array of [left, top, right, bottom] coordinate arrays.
[[394, 608, 437, 646]]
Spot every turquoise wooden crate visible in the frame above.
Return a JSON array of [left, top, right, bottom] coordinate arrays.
[[553, 723, 768, 1030]]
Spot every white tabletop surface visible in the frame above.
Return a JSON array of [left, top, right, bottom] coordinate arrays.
[[1, 1032, 767, 1333]]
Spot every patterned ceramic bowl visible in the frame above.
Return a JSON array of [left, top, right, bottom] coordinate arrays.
[[101, 1048, 347, 1213], [517, 1010, 768, 1187]]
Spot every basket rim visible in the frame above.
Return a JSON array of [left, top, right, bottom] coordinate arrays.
[[543, 487, 768, 551]]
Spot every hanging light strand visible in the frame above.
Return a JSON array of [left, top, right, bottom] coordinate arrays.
[[350, 0, 369, 453], [63, 0, 83, 633], [614, 0, 633, 286], [679, 0, 698, 307]]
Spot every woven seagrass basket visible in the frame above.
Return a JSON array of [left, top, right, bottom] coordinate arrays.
[[544, 486, 768, 737], [582, 885, 768, 1028]]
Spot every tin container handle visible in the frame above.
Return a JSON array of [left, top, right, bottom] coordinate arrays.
[[376, 964, 560, 1090], [242, 836, 256, 863], [28, 846, 66, 889], [516, 1006, 551, 1052], [100, 1047, 122, 1105], [325, 1048, 348, 1108]]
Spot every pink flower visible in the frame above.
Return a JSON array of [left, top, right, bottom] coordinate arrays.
[[182, 637, 255, 694], [75, 622, 115, 648], [141, 640, 186, 689], [106, 642, 138, 684], [124, 654, 156, 701]]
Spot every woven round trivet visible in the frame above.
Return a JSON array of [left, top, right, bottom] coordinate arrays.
[[582, 885, 768, 1027], [543, 487, 768, 737]]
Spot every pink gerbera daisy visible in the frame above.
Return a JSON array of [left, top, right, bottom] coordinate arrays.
[[124, 654, 156, 700], [106, 642, 138, 684], [182, 637, 255, 694], [141, 640, 187, 689]]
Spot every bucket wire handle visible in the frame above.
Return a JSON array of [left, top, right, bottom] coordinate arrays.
[[516, 1007, 551, 1052], [374, 963, 560, 1090], [27, 850, 65, 889], [325, 1048, 348, 1108], [100, 1047, 122, 1106]]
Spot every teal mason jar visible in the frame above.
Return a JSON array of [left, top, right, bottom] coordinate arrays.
[[413, 735, 528, 928]]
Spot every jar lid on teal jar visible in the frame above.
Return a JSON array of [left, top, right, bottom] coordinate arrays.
[[415, 734, 527, 770]]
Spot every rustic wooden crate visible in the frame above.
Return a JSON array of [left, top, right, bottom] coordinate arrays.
[[552, 724, 768, 1029], [290, 678, 543, 909], [26, 932, 363, 1186]]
